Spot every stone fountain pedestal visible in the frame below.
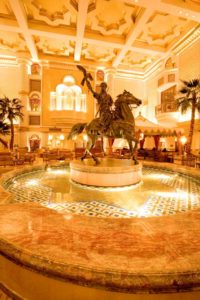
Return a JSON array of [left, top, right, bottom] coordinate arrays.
[[70, 158, 142, 187]]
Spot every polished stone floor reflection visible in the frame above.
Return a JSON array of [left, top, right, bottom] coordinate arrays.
[[4, 165, 200, 218]]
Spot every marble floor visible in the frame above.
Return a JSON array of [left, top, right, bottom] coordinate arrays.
[[4, 165, 200, 218]]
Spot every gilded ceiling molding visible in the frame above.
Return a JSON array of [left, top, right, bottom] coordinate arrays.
[[172, 26, 200, 55], [122, 51, 156, 69], [141, 14, 187, 46], [0, 58, 17, 66], [183, 0, 200, 6], [28, 0, 77, 26], [0, 32, 27, 52], [82, 44, 117, 62], [87, 0, 136, 36], [34, 36, 74, 56], [0, 0, 14, 16]]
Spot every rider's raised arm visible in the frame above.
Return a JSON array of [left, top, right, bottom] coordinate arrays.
[[85, 79, 97, 98]]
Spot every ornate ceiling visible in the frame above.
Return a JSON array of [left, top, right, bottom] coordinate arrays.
[[0, 0, 199, 76]]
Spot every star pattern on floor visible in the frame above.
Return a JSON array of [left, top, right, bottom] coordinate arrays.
[[3, 166, 200, 218]]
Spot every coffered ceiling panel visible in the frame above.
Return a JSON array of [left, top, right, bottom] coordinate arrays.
[[121, 51, 158, 70], [86, 0, 142, 37], [34, 36, 74, 56], [0, 30, 26, 52], [22, 0, 77, 27], [0, 0, 199, 78], [82, 43, 118, 62], [0, 0, 15, 18], [137, 13, 196, 48]]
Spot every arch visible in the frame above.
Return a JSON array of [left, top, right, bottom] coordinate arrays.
[[29, 134, 41, 151], [50, 75, 87, 112]]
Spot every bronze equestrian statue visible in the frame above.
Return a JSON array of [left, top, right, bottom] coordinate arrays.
[[68, 65, 142, 164]]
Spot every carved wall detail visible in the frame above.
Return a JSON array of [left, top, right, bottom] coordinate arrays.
[[168, 74, 175, 82], [30, 79, 41, 92], [158, 77, 164, 87], [29, 91, 41, 112], [161, 86, 176, 113], [165, 57, 177, 69]]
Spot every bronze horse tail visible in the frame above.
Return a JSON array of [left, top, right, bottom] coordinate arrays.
[[67, 123, 87, 140]]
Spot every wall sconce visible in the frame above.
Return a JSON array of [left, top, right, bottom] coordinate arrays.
[[60, 134, 65, 141], [48, 134, 53, 141]]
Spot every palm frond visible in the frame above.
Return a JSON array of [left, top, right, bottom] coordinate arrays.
[[179, 87, 189, 94], [177, 99, 191, 114], [0, 120, 10, 135]]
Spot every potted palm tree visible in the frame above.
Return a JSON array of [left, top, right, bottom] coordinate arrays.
[[0, 97, 23, 150], [177, 79, 200, 154], [0, 120, 10, 148]]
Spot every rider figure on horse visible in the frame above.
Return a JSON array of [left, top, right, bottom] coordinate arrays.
[[85, 80, 113, 134]]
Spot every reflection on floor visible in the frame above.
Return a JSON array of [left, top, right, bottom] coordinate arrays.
[[4, 166, 200, 218]]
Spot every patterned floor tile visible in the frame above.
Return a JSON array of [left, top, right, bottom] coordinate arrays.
[[3, 166, 200, 218]]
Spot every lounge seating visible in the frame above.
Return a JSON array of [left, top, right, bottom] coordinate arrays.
[[14, 147, 36, 165], [43, 149, 73, 162], [195, 157, 200, 168], [181, 154, 196, 167], [0, 151, 15, 166], [137, 149, 174, 162]]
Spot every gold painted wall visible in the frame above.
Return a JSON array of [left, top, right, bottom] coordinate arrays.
[[0, 66, 20, 98], [42, 66, 95, 127], [179, 40, 200, 80]]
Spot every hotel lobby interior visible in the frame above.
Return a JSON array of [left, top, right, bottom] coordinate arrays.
[[0, 0, 200, 299]]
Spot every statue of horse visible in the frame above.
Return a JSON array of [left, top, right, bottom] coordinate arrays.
[[68, 90, 142, 164]]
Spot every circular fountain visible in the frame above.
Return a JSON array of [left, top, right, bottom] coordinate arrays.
[[70, 158, 142, 187], [0, 162, 200, 299]]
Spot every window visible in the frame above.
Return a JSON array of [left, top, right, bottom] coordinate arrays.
[[50, 75, 87, 112]]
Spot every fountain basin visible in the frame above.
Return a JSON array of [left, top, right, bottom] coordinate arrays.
[[70, 158, 142, 187]]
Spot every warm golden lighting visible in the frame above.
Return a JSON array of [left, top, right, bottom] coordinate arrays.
[[180, 136, 187, 145], [83, 134, 88, 142], [26, 179, 38, 186], [60, 134, 65, 141], [49, 76, 87, 112]]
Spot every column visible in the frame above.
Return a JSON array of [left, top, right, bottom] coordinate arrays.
[[17, 58, 30, 127]]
